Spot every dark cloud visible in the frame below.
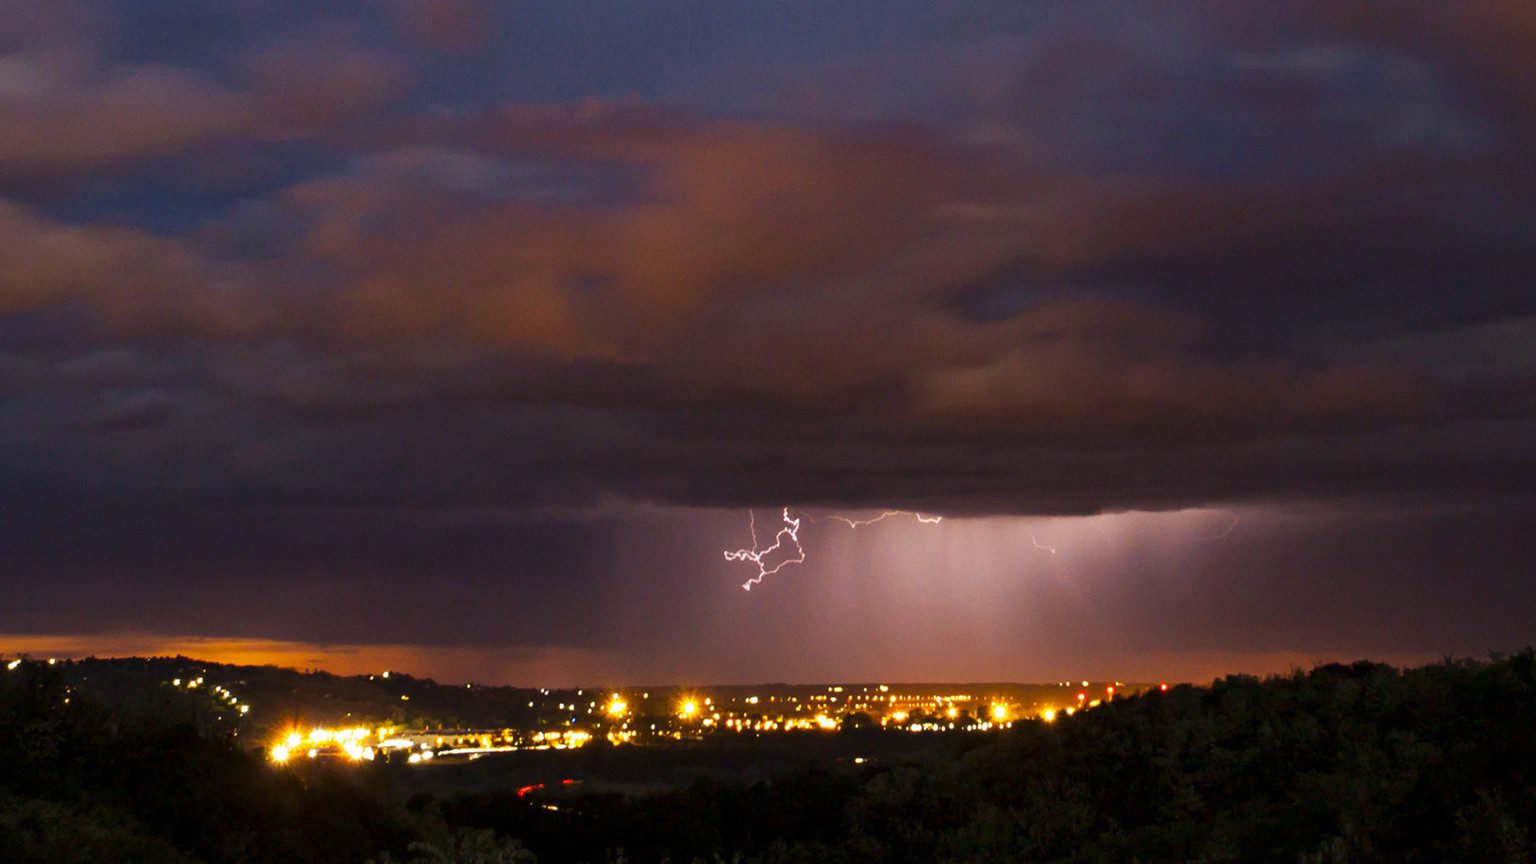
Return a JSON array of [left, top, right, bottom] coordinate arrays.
[[1214, 0, 1536, 131], [0, 0, 1532, 679]]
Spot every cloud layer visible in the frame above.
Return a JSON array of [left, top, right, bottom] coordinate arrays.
[[1, 0, 1533, 678]]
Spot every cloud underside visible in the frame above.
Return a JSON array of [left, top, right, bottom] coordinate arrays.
[[0, 0, 1533, 523]]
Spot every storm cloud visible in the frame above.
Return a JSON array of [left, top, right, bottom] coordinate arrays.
[[1, 1, 1532, 682]]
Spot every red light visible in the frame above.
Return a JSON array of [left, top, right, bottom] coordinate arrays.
[[1159, 683, 1169, 692], [561, 778, 576, 785], [516, 783, 544, 798], [1077, 692, 1086, 701]]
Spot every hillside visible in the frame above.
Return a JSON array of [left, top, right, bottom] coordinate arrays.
[[43, 655, 566, 739], [2, 653, 1533, 862]]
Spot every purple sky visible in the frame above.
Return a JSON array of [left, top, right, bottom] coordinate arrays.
[[1, 0, 1533, 685]]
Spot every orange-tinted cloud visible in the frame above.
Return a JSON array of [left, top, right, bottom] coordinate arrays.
[[0, 3, 1528, 526], [0, 52, 251, 179], [0, 200, 266, 337]]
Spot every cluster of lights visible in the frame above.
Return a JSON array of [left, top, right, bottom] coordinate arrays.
[[270, 726, 398, 763], [905, 720, 1014, 733], [170, 675, 253, 716], [268, 724, 602, 766], [256, 680, 1161, 770], [602, 683, 1124, 735], [7, 661, 1146, 759], [3, 658, 59, 669], [524, 729, 591, 750]]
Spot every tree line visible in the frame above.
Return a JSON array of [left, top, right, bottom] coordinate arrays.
[[3, 653, 1534, 862]]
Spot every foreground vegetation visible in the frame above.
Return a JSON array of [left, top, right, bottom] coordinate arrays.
[[2, 654, 1533, 863]]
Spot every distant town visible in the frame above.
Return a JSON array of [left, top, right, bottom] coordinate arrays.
[[0, 654, 1163, 767]]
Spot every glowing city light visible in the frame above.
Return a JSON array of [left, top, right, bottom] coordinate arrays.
[[257, 682, 1155, 770], [270, 725, 439, 765]]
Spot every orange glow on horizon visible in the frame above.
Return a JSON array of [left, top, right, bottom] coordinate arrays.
[[0, 632, 610, 687]]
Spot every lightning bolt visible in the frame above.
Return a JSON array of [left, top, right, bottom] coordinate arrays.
[[830, 510, 943, 528], [726, 508, 941, 591], [1030, 533, 1058, 555], [724, 508, 806, 591]]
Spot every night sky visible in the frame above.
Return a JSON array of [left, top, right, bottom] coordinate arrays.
[[2, 1, 1534, 686]]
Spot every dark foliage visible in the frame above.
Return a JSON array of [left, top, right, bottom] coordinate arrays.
[[2, 654, 1534, 863], [439, 655, 1536, 864], [0, 662, 416, 863]]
